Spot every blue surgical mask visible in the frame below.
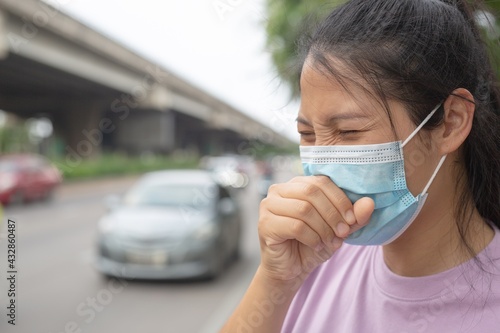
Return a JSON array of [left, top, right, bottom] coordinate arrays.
[[300, 104, 447, 246]]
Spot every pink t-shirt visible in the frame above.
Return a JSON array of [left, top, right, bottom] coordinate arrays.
[[282, 226, 500, 333]]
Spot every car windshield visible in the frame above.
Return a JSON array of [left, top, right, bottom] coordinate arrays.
[[123, 183, 215, 209], [0, 160, 18, 172]]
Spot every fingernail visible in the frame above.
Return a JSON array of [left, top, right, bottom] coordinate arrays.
[[332, 237, 343, 249], [318, 249, 331, 261], [345, 210, 356, 225], [336, 223, 350, 236]]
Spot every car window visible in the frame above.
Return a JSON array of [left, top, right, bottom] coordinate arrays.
[[123, 184, 216, 209], [27, 158, 42, 172], [33, 157, 49, 169], [0, 161, 17, 172]]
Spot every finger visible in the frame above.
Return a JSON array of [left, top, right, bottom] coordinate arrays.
[[345, 197, 376, 235], [353, 197, 375, 227], [267, 197, 336, 246], [259, 213, 324, 252], [271, 177, 349, 242], [289, 176, 355, 233]]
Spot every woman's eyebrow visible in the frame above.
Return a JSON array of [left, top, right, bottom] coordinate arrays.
[[296, 116, 312, 126], [296, 112, 370, 126]]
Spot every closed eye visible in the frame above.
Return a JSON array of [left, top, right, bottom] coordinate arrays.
[[298, 131, 316, 143], [298, 131, 315, 137], [338, 129, 368, 141], [339, 129, 362, 135]]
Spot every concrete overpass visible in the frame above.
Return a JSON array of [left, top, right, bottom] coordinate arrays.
[[0, 0, 293, 159]]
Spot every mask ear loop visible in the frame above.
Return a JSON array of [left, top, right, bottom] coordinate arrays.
[[400, 102, 446, 196], [402, 103, 443, 148], [421, 155, 447, 196]]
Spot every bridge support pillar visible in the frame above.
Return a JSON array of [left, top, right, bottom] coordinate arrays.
[[52, 101, 107, 162]]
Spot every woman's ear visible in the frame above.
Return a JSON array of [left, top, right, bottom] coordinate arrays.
[[434, 88, 475, 155]]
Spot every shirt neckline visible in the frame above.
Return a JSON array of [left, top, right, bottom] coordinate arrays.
[[372, 225, 500, 301]]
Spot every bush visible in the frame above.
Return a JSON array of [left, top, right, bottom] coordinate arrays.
[[51, 153, 199, 181]]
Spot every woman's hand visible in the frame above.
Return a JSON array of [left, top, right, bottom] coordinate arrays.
[[222, 172, 374, 333], [258, 175, 375, 283]]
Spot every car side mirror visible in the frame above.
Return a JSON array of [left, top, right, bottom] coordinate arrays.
[[218, 197, 236, 216], [104, 195, 121, 211]]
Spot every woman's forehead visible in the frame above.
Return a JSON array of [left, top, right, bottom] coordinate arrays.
[[299, 63, 388, 121]]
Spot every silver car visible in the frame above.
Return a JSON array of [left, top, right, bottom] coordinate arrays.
[[95, 170, 242, 280]]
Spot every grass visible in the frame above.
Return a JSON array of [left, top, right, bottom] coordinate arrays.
[[51, 153, 200, 181]]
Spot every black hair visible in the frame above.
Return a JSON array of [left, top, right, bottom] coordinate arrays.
[[297, 0, 500, 252]]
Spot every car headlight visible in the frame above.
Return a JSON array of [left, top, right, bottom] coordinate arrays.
[[192, 222, 219, 241], [0, 173, 16, 193], [98, 217, 118, 235]]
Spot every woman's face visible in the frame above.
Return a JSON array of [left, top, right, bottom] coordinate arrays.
[[297, 58, 440, 196]]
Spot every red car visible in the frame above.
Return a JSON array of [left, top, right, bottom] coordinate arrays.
[[0, 154, 62, 205]]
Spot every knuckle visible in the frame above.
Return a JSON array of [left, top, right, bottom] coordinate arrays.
[[289, 219, 307, 235], [260, 196, 270, 209], [267, 183, 280, 194], [314, 175, 332, 186], [289, 221, 322, 248], [302, 183, 320, 197], [289, 176, 306, 183], [296, 201, 314, 217], [332, 191, 352, 210], [258, 201, 273, 222]]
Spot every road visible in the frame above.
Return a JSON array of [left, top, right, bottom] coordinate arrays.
[[0, 163, 300, 333]]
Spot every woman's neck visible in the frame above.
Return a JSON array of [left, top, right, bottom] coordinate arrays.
[[382, 201, 494, 277]]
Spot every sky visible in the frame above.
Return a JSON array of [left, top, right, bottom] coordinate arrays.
[[48, 0, 300, 142]]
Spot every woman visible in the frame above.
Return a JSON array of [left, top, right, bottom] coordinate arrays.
[[222, 0, 500, 332]]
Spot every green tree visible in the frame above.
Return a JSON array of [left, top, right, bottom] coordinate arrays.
[[265, 0, 344, 97], [488, 1, 500, 15], [265, 0, 500, 97], [0, 126, 32, 153]]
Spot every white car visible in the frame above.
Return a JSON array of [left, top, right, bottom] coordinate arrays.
[[199, 155, 253, 189], [95, 170, 242, 280]]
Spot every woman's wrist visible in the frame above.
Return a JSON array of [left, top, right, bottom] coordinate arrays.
[[255, 264, 307, 294], [220, 265, 305, 333]]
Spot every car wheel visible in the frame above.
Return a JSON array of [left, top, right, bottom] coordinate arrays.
[[43, 188, 55, 202], [230, 242, 241, 263], [206, 243, 225, 279], [9, 191, 24, 206], [230, 223, 242, 263], [100, 272, 116, 282]]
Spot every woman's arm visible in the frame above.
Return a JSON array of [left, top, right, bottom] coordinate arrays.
[[220, 266, 302, 333], [221, 176, 374, 332]]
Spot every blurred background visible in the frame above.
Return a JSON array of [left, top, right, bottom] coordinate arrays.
[[0, 0, 498, 332]]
